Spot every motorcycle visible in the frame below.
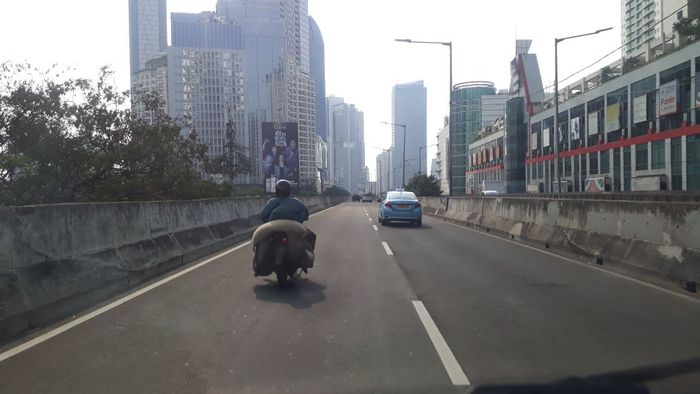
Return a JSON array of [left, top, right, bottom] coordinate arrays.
[[252, 219, 315, 286]]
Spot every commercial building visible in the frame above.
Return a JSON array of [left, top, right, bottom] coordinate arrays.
[[326, 95, 345, 184], [316, 134, 329, 191], [331, 102, 365, 194], [621, 0, 692, 59], [376, 150, 392, 195], [528, 40, 700, 192], [467, 40, 543, 194], [391, 81, 427, 188], [131, 53, 168, 124], [435, 116, 450, 194], [128, 0, 167, 76], [449, 81, 498, 194], [309, 16, 327, 142]]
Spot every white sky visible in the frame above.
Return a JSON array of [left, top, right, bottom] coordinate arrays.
[[1, 0, 621, 180]]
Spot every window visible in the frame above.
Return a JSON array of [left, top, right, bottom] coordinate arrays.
[[651, 140, 665, 170], [636, 143, 648, 171], [589, 152, 599, 175], [671, 138, 682, 190], [624, 147, 632, 191], [688, 135, 700, 190], [677, 10, 683, 20]]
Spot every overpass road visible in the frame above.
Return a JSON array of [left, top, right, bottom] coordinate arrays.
[[1, 203, 700, 393]]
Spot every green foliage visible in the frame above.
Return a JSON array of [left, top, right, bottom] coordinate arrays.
[[322, 185, 350, 197], [405, 174, 442, 196], [673, 17, 700, 37], [622, 57, 645, 74], [0, 63, 251, 205]]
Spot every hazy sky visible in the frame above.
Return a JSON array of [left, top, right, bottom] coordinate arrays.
[[1, 0, 621, 180]]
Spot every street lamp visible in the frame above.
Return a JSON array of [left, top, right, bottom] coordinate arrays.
[[381, 122, 407, 187], [396, 38, 453, 195], [554, 27, 612, 195]]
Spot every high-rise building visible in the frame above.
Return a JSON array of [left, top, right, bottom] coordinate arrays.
[[168, 12, 247, 182], [391, 81, 427, 188], [621, 0, 690, 59], [131, 53, 168, 124], [450, 81, 497, 195], [128, 0, 167, 76], [376, 150, 391, 195], [216, 0, 317, 189], [309, 16, 327, 141], [435, 116, 450, 194], [326, 96, 345, 183], [331, 102, 364, 193]]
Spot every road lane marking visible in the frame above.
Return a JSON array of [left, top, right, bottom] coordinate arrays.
[[372, 225, 378, 231], [381, 241, 394, 256], [426, 216, 700, 305], [0, 203, 341, 363], [0, 241, 251, 364], [412, 301, 471, 386], [369, 218, 373, 222]]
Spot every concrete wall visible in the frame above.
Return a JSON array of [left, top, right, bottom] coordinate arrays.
[[420, 196, 700, 289], [0, 196, 344, 343]]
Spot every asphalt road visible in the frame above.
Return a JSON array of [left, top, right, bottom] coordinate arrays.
[[1, 202, 700, 393]]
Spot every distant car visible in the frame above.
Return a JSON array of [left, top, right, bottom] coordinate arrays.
[[361, 194, 374, 203], [378, 191, 422, 227], [480, 190, 500, 196], [352, 194, 361, 202]]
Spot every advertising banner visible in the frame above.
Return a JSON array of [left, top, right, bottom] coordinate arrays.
[[633, 95, 648, 124], [605, 103, 621, 132], [659, 80, 679, 116], [542, 127, 551, 147], [570, 117, 581, 140], [261, 122, 299, 192], [588, 112, 599, 135]]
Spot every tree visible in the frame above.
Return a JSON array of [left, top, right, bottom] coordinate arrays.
[[0, 63, 251, 205], [405, 174, 441, 196], [322, 185, 350, 197]]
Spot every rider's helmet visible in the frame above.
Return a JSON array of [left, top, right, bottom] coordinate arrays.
[[275, 179, 292, 198]]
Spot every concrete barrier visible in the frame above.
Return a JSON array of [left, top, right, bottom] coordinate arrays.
[[421, 196, 700, 291], [0, 196, 344, 343]]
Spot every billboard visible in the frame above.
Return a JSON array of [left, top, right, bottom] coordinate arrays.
[[659, 80, 679, 116], [605, 103, 621, 132], [570, 117, 581, 141], [696, 73, 700, 108], [261, 122, 299, 192], [542, 127, 551, 147], [633, 95, 648, 124], [588, 112, 599, 135]]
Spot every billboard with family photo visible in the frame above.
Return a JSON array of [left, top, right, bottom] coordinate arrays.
[[261, 122, 299, 193]]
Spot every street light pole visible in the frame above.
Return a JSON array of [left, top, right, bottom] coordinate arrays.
[[553, 27, 612, 196], [396, 38, 452, 194], [419, 146, 424, 174]]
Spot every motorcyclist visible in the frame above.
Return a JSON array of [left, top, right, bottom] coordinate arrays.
[[256, 180, 315, 271], [261, 179, 309, 223]]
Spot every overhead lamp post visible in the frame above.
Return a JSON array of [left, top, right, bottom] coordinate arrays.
[[418, 143, 438, 175], [554, 27, 612, 195], [396, 38, 453, 194], [381, 122, 407, 187]]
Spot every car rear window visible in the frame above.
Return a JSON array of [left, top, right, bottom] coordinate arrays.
[[388, 192, 416, 200]]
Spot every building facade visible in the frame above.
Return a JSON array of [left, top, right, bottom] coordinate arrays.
[[331, 102, 365, 193], [621, 0, 689, 59], [450, 81, 498, 194], [528, 40, 700, 192], [309, 16, 327, 142], [326, 96, 345, 184], [435, 116, 450, 194], [131, 53, 168, 124], [128, 0, 167, 76], [391, 81, 427, 188], [376, 150, 391, 195]]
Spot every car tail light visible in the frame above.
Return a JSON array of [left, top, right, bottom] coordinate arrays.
[[415, 202, 422, 208], [384, 201, 393, 208]]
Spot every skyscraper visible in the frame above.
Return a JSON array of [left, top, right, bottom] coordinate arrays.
[[326, 95, 344, 184], [391, 81, 427, 188], [621, 0, 690, 59], [450, 81, 497, 195], [309, 16, 326, 141], [128, 0, 167, 76], [331, 102, 365, 193]]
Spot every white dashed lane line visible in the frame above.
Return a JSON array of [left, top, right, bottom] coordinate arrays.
[[372, 225, 378, 231], [381, 241, 394, 256]]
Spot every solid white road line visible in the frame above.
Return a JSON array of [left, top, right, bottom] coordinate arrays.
[[381, 241, 394, 256], [412, 301, 471, 386], [372, 225, 378, 231], [0, 241, 251, 364], [0, 204, 340, 363], [425, 216, 700, 305]]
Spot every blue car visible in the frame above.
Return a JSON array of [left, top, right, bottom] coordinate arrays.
[[378, 191, 422, 227]]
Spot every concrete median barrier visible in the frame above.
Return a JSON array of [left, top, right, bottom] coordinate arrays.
[[0, 196, 345, 344], [421, 196, 700, 292]]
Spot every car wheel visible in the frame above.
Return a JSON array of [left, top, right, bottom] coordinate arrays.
[[416, 219, 422, 227], [381, 219, 387, 226]]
